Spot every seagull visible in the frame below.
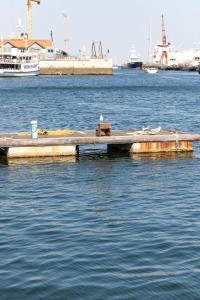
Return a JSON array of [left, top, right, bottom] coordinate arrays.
[[99, 113, 104, 123], [155, 126, 161, 133]]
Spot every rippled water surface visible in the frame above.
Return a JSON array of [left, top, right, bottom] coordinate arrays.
[[1, 70, 200, 299]]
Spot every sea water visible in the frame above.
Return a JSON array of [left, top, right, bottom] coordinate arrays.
[[1, 70, 200, 299]]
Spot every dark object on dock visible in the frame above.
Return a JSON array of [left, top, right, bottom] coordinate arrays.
[[96, 123, 112, 137]]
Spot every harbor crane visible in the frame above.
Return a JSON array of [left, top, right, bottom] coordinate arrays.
[[158, 14, 170, 65], [27, 0, 41, 40], [91, 41, 103, 58]]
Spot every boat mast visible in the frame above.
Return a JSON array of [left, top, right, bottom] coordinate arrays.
[[1, 34, 3, 58], [62, 13, 69, 54], [147, 27, 151, 63]]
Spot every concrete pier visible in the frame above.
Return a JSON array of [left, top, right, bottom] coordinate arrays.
[[0, 129, 199, 159], [40, 58, 113, 75]]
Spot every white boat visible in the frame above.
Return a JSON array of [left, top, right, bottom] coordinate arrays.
[[146, 67, 158, 74], [0, 52, 39, 77], [112, 65, 119, 70]]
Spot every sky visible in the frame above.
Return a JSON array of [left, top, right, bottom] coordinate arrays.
[[0, 0, 200, 63]]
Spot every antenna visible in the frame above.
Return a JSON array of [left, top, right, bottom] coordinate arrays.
[[62, 13, 69, 53]]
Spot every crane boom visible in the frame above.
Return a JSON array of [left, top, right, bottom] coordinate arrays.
[[27, 0, 41, 40], [161, 14, 167, 46]]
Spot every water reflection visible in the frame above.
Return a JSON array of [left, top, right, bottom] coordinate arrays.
[[0, 156, 76, 166], [0, 150, 195, 167], [78, 150, 130, 163]]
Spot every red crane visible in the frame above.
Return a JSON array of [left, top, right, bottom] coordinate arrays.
[[159, 14, 170, 64]]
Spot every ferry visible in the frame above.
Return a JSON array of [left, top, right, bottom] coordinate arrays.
[[0, 52, 39, 77]]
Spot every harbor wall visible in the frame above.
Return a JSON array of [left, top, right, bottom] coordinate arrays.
[[39, 58, 113, 75], [143, 63, 199, 72]]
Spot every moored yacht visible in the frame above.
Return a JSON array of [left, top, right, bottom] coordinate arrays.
[[122, 45, 143, 69]]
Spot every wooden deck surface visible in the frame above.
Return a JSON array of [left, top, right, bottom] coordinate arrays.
[[0, 129, 200, 148]]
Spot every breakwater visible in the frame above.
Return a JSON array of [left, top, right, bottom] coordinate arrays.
[[143, 63, 199, 72], [40, 58, 113, 75]]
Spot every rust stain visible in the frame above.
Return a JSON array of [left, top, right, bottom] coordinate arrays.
[[130, 141, 193, 153]]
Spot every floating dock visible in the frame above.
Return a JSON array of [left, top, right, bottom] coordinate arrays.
[[0, 129, 199, 158]]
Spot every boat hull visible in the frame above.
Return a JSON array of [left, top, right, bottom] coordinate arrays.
[[122, 62, 143, 69], [146, 68, 158, 74], [0, 70, 40, 77], [127, 62, 143, 69]]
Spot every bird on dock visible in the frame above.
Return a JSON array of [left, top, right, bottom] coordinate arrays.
[[142, 126, 149, 131], [154, 126, 161, 133], [99, 113, 104, 123]]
